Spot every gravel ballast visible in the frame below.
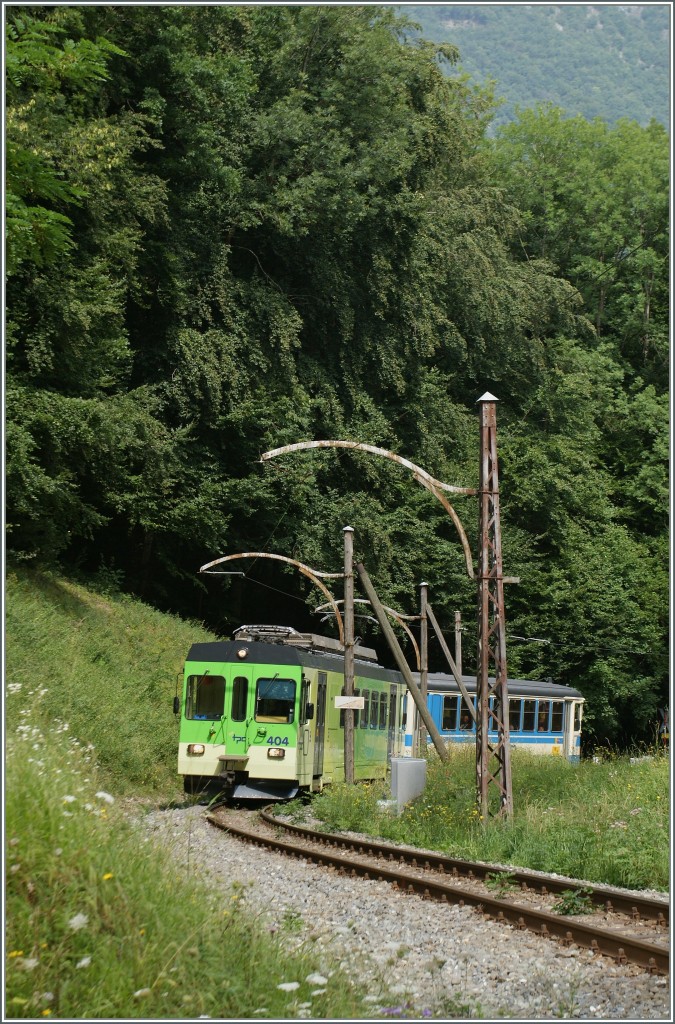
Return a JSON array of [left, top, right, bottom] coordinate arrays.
[[136, 804, 670, 1020]]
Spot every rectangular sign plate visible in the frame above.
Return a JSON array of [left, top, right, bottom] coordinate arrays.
[[334, 696, 365, 710]]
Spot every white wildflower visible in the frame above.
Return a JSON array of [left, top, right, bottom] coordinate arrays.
[[133, 988, 152, 999], [10, 863, 21, 874], [95, 791, 115, 805], [19, 958, 39, 971], [54, 848, 63, 857], [277, 982, 300, 992], [76, 956, 92, 969], [38, 993, 54, 1004], [68, 913, 89, 931], [7, 682, 22, 694], [306, 973, 327, 986], [311, 989, 327, 996]]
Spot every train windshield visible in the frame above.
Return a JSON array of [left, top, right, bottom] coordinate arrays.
[[186, 674, 225, 720], [255, 677, 296, 723]]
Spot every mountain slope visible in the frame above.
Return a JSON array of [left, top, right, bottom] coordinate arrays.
[[403, 4, 670, 127]]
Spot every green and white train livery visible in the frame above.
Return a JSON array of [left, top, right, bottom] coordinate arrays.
[[176, 625, 407, 801]]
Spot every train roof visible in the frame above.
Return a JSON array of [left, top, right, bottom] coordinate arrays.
[[421, 673, 584, 700], [185, 635, 401, 684]]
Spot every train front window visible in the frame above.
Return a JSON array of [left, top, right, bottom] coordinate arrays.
[[442, 696, 458, 731], [255, 677, 296, 724], [186, 674, 225, 720], [551, 701, 564, 732], [574, 703, 582, 730]]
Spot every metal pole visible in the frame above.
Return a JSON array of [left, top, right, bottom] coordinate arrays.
[[355, 562, 448, 762], [418, 583, 429, 757], [455, 610, 462, 677], [476, 393, 513, 818], [343, 527, 355, 785]]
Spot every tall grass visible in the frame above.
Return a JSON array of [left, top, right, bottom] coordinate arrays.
[[6, 724, 398, 1019], [308, 746, 670, 891]]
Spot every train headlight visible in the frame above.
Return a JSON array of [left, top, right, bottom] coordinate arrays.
[[237, 647, 248, 659], [267, 748, 285, 759], [187, 743, 205, 756]]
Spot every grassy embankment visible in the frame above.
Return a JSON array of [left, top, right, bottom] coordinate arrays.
[[5, 568, 420, 1020]]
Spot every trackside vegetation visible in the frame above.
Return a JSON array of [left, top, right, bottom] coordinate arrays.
[[5, 735, 392, 1020], [301, 747, 669, 892]]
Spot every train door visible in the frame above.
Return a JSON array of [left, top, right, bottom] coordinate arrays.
[[563, 700, 583, 761], [225, 667, 254, 757], [387, 685, 398, 762], [313, 672, 328, 779]]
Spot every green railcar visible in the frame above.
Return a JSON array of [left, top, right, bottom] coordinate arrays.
[[176, 625, 407, 801]]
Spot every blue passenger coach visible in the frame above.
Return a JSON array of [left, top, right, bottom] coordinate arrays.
[[405, 674, 584, 762]]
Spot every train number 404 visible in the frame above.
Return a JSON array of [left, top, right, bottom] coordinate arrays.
[[266, 736, 289, 746]]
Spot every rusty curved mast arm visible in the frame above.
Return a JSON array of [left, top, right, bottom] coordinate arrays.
[[199, 552, 345, 644], [260, 440, 476, 580]]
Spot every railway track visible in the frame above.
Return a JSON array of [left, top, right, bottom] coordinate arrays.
[[207, 807, 669, 976]]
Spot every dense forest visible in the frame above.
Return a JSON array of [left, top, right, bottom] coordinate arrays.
[[405, 3, 670, 129], [5, 5, 669, 747]]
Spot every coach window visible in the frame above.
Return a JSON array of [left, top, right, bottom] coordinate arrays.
[[509, 699, 522, 732], [255, 677, 296, 724], [442, 696, 459, 731], [574, 703, 583, 730], [361, 691, 369, 729], [523, 699, 537, 732], [459, 698, 474, 730], [186, 674, 225, 720], [551, 701, 564, 732], [231, 676, 248, 722], [379, 692, 388, 730], [370, 691, 379, 729], [537, 700, 550, 732]]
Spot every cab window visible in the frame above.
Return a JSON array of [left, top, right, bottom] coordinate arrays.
[[186, 674, 225, 720], [255, 678, 296, 724], [574, 703, 582, 730]]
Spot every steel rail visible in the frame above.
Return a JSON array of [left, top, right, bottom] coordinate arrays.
[[260, 811, 669, 925], [208, 812, 668, 975]]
